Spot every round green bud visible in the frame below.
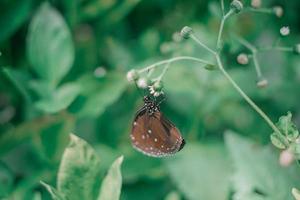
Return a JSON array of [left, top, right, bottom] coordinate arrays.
[[180, 26, 193, 39], [230, 0, 243, 13]]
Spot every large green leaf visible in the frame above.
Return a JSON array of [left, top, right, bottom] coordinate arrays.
[[97, 156, 123, 200], [57, 134, 101, 200], [35, 83, 80, 113], [27, 2, 74, 86], [165, 142, 231, 200], [225, 131, 300, 200]]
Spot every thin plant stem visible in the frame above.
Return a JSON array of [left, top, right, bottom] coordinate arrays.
[[157, 62, 171, 82], [252, 53, 263, 78], [220, 0, 225, 16], [259, 46, 293, 52], [216, 9, 234, 49], [189, 34, 217, 55], [235, 36, 264, 78], [138, 56, 214, 73], [215, 55, 286, 143]]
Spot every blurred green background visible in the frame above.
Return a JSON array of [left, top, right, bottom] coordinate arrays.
[[0, 0, 300, 199]]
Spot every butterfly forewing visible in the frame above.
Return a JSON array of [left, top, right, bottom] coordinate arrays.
[[131, 107, 185, 157]]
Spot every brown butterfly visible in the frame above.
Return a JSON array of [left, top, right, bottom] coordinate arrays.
[[130, 96, 185, 157]]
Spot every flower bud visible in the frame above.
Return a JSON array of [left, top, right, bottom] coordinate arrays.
[[257, 77, 268, 88], [293, 44, 300, 55], [137, 78, 149, 89], [237, 53, 249, 65], [251, 0, 261, 8], [273, 6, 283, 18], [126, 69, 139, 82], [279, 149, 294, 167], [180, 26, 193, 39], [280, 26, 290, 36], [230, 0, 243, 13]]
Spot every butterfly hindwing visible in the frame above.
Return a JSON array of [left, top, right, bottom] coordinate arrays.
[[130, 107, 185, 157]]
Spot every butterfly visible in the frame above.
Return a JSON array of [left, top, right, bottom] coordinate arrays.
[[130, 96, 185, 157]]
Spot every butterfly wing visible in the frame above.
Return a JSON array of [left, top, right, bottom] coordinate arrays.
[[130, 109, 185, 157]]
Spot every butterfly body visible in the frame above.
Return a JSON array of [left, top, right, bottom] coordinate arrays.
[[130, 96, 185, 157]]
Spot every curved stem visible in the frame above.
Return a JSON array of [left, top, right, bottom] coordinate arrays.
[[216, 9, 234, 49], [215, 55, 284, 137], [189, 34, 217, 55], [138, 56, 214, 73], [252, 52, 263, 78]]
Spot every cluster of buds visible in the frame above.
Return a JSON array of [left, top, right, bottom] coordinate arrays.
[[149, 81, 164, 97], [127, 69, 164, 97]]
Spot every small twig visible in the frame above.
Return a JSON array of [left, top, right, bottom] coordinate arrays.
[[189, 34, 217, 55], [216, 9, 234, 50], [138, 56, 214, 73], [220, 0, 225, 16]]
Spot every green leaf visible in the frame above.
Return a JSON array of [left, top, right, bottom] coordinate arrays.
[[225, 131, 300, 200], [75, 73, 127, 117], [165, 142, 231, 200], [97, 156, 123, 200], [35, 83, 80, 113], [275, 112, 299, 142], [40, 181, 65, 200], [27, 2, 74, 86], [270, 133, 287, 149], [57, 134, 101, 200]]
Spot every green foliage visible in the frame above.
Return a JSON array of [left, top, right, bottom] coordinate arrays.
[[43, 134, 123, 200], [225, 131, 300, 200], [166, 142, 231, 200], [27, 2, 74, 87], [1, 0, 300, 199]]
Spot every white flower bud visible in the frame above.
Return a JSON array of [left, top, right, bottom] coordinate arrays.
[[257, 77, 268, 88], [280, 26, 290, 36], [126, 69, 139, 82], [251, 0, 261, 8], [137, 78, 148, 89], [279, 149, 294, 167], [237, 53, 249, 65], [273, 6, 283, 18]]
